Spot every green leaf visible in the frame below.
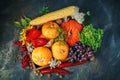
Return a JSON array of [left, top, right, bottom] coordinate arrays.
[[86, 11, 90, 16], [55, 28, 65, 42], [39, 6, 49, 15], [57, 27, 63, 33], [24, 16, 31, 23], [21, 18, 27, 27], [14, 21, 21, 27], [79, 24, 104, 51]]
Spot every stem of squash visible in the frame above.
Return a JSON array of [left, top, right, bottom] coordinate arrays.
[[68, 30, 72, 36]]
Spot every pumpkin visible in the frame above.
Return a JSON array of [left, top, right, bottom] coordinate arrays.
[[42, 21, 60, 39], [32, 47, 52, 66], [62, 20, 83, 46], [52, 41, 69, 60]]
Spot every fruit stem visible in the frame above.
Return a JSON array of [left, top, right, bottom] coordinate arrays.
[[68, 30, 72, 36], [50, 24, 54, 28], [60, 49, 65, 53]]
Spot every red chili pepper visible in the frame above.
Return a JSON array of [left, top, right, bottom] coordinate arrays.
[[41, 68, 71, 75], [26, 28, 41, 40], [13, 41, 22, 46], [31, 38, 48, 48], [58, 61, 88, 68], [20, 45, 27, 53], [20, 54, 30, 69]]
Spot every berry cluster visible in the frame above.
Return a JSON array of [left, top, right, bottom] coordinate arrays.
[[68, 42, 94, 63]]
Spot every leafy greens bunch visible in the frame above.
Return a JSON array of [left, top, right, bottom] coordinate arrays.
[[79, 24, 104, 51]]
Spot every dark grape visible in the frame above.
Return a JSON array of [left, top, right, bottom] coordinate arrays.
[[87, 47, 91, 52], [88, 51, 94, 54], [74, 52, 77, 56], [70, 47, 73, 51], [82, 49, 86, 54], [69, 51, 73, 57], [77, 54, 81, 58], [74, 43, 79, 47], [78, 46, 83, 50], [88, 52, 94, 57], [76, 49, 80, 53], [79, 50, 83, 54], [74, 45, 78, 49], [73, 55, 77, 60], [81, 57, 87, 61], [70, 58, 75, 63], [79, 59, 82, 62], [82, 44, 87, 49], [68, 41, 95, 63], [72, 47, 76, 51], [76, 42, 82, 46]]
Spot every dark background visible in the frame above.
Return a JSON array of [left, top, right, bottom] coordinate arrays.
[[0, 0, 120, 80]]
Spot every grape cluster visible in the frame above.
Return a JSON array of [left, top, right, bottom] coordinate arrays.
[[68, 42, 95, 63]]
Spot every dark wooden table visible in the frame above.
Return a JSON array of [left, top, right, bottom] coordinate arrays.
[[0, 0, 120, 80]]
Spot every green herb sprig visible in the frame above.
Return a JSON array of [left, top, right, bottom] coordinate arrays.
[[39, 6, 49, 15], [55, 27, 66, 42], [14, 16, 31, 28]]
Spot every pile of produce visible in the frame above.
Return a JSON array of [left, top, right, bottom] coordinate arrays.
[[13, 6, 104, 78]]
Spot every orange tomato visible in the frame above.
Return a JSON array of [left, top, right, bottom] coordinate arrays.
[[42, 22, 60, 39]]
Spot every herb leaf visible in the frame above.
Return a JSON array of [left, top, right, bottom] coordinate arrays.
[[86, 11, 90, 16], [79, 24, 104, 51], [24, 16, 31, 23], [14, 16, 31, 28], [14, 21, 21, 27], [39, 6, 49, 15], [55, 27, 65, 42], [21, 18, 27, 27]]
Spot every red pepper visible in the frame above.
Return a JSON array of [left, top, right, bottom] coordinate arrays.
[[41, 68, 71, 75], [13, 41, 22, 46], [20, 54, 30, 69], [13, 41, 27, 53], [31, 38, 48, 48], [26, 28, 41, 40], [20, 45, 27, 53], [58, 61, 88, 68]]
